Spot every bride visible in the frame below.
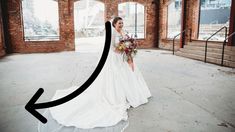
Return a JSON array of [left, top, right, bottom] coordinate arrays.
[[39, 17, 151, 131]]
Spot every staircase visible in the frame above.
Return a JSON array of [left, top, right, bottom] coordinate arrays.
[[175, 40, 235, 68]]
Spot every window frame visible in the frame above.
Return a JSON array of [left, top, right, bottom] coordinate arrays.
[[21, 0, 61, 42], [197, 0, 232, 41], [166, 0, 183, 39], [118, 2, 146, 40]]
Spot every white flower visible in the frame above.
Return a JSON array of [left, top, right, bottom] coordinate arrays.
[[125, 41, 131, 47]]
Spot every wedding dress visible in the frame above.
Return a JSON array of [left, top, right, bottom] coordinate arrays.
[[38, 23, 151, 131]]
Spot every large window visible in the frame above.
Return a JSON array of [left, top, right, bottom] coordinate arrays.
[[74, 0, 105, 38], [167, 0, 182, 38], [198, 0, 231, 41], [22, 0, 59, 41], [118, 2, 145, 39]]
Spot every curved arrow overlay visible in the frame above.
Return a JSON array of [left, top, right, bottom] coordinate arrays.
[[25, 21, 112, 123]]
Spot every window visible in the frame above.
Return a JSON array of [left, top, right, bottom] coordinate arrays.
[[74, 0, 105, 38], [198, 0, 231, 41], [167, 0, 182, 38], [22, 0, 59, 41], [118, 2, 145, 39]]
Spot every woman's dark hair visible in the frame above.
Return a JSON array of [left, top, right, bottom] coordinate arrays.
[[112, 17, 123, 27]]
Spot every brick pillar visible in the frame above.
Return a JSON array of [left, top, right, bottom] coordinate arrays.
[[2, 0, 11, 53], [185, 0, 199, 41], [0, 0, 5, 57], [228, 0, 235, 46], [104, 0, 118, 21], [180, 0, 187, 48], [59, 0, 75, 51], [154, 0, 160, 48]]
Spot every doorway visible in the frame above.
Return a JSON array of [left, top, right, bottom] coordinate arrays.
[[74, 0, 105, 52]]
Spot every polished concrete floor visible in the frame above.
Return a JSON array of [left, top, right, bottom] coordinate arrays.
[[0, 48, 235, 132]]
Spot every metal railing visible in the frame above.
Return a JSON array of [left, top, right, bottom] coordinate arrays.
[[221, 32, 235, 66], [204, 26, 227, 62], [173, 29, 192, 55]]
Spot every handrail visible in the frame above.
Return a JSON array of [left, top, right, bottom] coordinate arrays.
[[221, 32, 235, 66], [173, 28, 192, 55], [204, 26, 227, 62]]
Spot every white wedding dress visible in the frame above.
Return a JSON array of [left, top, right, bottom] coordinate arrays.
[[38, 25, 151, 132]]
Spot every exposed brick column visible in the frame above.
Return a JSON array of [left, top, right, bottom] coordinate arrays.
[[104, 0, 118, 21], [185, 0, 199, 41], [153, 0, 160, 48], [159, 0, 167, 41], [180, 0, 187, 48], [144, 1, 157, 48], [0, 0, 5, 57], [228, 0, 235, 46], [59, 0, 75, 51]]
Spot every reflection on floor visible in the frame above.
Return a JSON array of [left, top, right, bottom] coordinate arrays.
[[75, 36, 105, 53]]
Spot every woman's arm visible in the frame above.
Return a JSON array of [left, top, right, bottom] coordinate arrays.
[[111, 28, 123, 54]]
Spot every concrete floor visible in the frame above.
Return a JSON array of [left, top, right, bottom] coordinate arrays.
[[0, 48, 235, 132]]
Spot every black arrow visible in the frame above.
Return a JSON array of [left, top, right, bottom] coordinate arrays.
[[25, 21, 112, 124]]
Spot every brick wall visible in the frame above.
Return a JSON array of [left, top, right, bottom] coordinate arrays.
[[0, 25, 5, 57], [7, 0, 75, 53], [4, 0, 234, 55], [6, 0, 157, 54], [0, 3, 5, 57]]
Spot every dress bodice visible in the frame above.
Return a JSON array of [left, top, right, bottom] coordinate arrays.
[[112, 28, 128, 48]]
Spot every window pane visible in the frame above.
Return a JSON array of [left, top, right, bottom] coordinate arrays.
[[167, 0, 182, 38], [74, 0, 105, 38], [118, 2, 145, 39], [199, 0, 231, 41], [22, 0, 59, 41]]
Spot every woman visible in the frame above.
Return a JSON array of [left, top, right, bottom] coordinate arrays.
[[39, 17, 151, 131]]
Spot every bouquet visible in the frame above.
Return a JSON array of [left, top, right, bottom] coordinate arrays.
[[116, 34, 138, 62]]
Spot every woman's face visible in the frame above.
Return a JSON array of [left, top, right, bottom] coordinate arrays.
[[115, 20, 123, 31]]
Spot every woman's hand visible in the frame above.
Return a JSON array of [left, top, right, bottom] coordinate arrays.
[[114, 48, 122, 54], [127, 58, 134, 72]]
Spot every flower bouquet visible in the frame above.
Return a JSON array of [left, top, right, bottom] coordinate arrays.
[[116, 34, 138, 63]]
